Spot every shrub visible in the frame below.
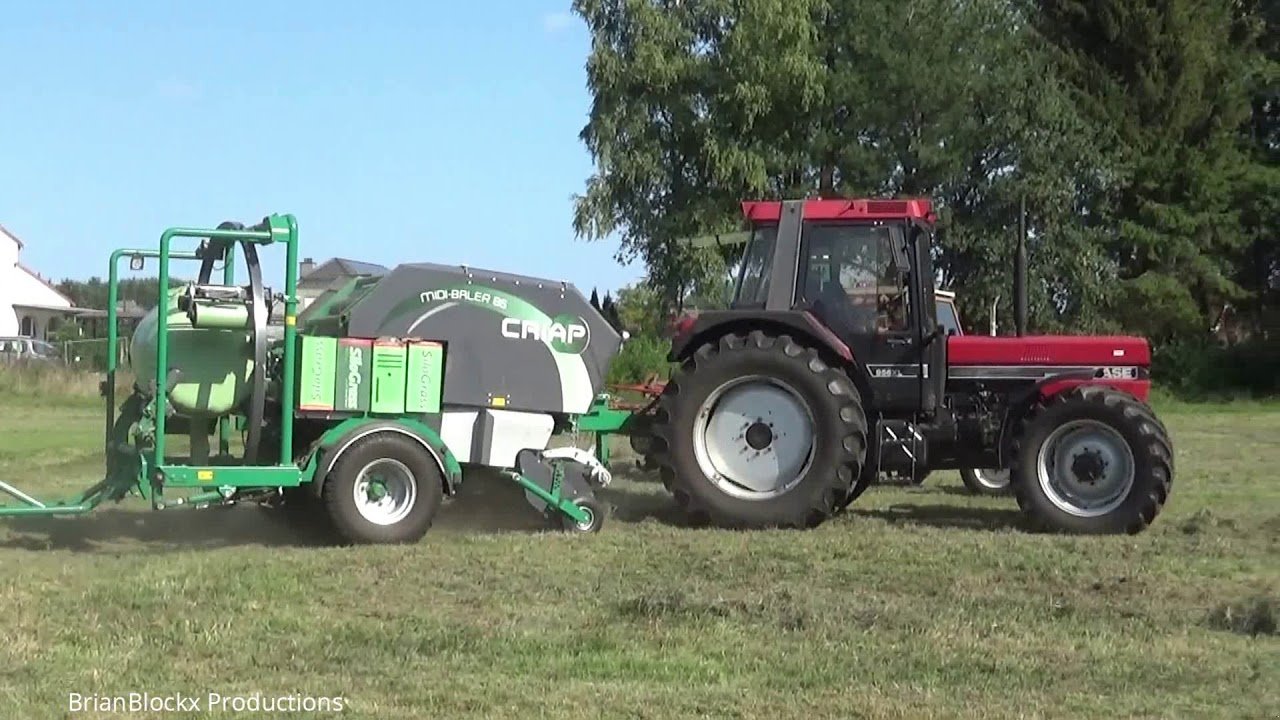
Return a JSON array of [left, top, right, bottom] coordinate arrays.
[[1152, 337, 1280, 399], [607, 333, 674, 385]]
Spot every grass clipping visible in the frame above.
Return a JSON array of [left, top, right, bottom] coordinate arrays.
[[1205, 594, 1279, 638]]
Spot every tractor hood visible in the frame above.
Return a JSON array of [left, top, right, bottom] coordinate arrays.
[[947, 335, 1151, 367]]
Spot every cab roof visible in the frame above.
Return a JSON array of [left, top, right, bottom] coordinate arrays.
[[742, 198, 935, 223]]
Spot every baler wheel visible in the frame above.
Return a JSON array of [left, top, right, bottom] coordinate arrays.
[[652, 331, 867, 529], [560, 496, 606, 533], [321, 433, 445, 544], [1010, 386, 1172, 534]]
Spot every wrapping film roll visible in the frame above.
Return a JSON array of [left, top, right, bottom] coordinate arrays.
[[190, 301, 251, 329]]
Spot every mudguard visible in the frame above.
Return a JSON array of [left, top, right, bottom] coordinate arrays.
[[668, 310, 854, 364], [300, 417, 464, 498]]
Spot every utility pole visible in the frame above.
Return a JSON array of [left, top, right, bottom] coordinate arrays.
[[1015, 192, 1028, 337]]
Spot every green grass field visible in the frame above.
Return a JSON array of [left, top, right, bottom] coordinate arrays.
[[0, 392, 1276, 719]]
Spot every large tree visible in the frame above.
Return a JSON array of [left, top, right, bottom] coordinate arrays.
[[572, 0, 1115, 333], [1235, 0, 1280, 336], [1033, 0, 1270, 342]]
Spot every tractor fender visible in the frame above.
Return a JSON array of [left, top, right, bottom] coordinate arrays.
[[300, 418, 464, 499], [994, 370, 1109, 466], [668, 310, 866, 398], [669, 310, 855, 365]]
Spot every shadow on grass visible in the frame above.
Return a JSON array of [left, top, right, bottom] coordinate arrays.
[[0, 505, 332, 553], [929, 484, 1011, 498], [596, 483, 692, 526], [0, 471, 690, 552], [850, 503, 1028, 532]]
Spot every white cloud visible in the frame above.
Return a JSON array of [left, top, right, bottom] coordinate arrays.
[[542, 11, 575, 33]]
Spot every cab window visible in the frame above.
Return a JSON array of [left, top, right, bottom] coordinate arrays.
[[798, 224, 911, 334]]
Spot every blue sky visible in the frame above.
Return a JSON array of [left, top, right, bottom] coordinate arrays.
[[0, 1, 644, 297]]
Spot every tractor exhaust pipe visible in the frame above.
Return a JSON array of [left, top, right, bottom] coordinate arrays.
[[1014, 193, 1028, 337]]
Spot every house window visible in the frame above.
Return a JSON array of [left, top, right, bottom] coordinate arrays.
[[19, 316, 35, 337]]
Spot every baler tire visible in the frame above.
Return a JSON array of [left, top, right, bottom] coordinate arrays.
[[1010, 386, 1172, 534], [651, 331, 867, 529], [321, 433, 444, 544], [560, 496, 606, 533]]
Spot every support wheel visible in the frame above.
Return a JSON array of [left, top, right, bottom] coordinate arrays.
[[322, 433, 445, 544], [652, 331, 867, 529], [560, 497, 605, 533], [1010, 386, 1173, 534], [960, 468, 1011, 496]]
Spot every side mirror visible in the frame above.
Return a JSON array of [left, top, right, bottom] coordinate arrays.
[[129, 254, 145, 271], [924, 324, 946, 346]]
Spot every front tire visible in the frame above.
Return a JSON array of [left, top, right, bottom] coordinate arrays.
[[652, 331, 868, 529], [1010, 386, 1172, 534], [322, 433, 445, 544], [960, 468, 1011, 496]]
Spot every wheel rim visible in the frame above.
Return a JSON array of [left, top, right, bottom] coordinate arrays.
[[972, 468, 1010, 490], [692, 375, 816, 500], [1036, 419, 1135, 517], [573, 505, 595, 531], [353, 458, 417, 526]]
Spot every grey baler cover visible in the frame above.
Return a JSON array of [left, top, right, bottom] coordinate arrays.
[[344, 262, 622, 415]]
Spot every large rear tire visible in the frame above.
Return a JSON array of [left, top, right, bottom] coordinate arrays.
[[1010, 386, 1172, 534], [652, 331, 868, 529]]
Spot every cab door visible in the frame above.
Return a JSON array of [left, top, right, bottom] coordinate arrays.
[[796, 222, 924, 412]]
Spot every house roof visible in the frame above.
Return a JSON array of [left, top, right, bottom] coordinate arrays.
[[300, 257, 388, 285], [17, 263, 75, 306], [0, 223, 24, 250]]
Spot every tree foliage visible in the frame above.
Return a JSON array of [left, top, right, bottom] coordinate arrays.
[[572, 0, 1277, 360]]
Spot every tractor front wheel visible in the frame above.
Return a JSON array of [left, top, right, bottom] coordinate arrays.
[[652, 331, 868, 529], [960, 468, 1011, 496], [322, 433, 445, 544], [1010, 386, 1172, 534]]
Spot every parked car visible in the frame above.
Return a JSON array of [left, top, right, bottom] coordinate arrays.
[[0, 337, 63, 365]]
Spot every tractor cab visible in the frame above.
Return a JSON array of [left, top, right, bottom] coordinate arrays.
[[726, 198, 945, 414]]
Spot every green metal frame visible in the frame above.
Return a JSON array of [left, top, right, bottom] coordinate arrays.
[[574, 394, 636, 470], [0, 214, 621, 531], [0, 216, 305, 518], [506, 466, 591, 525]]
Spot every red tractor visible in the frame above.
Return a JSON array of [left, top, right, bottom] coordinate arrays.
[[645, 198, 1173, 534]]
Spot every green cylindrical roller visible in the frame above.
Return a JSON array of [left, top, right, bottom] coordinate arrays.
[[190, 301, 251, 329], [131, 286, 255, 417]]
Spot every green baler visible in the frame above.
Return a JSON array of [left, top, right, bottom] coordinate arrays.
[[0, 215, 634, 543]]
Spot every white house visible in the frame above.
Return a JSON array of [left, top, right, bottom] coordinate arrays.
[[0, 224, 76, 340]]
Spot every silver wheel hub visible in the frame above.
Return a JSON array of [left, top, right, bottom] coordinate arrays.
[[1036, 420, 1135, 517], [353, 458, 417, 526], [973, 468, 1010, 490], [693, 376, 816, 499]]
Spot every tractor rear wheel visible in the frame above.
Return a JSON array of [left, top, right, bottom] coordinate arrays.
[[322, 433, 445, 544], [652, 331, 867, 529], [1010, 386, 1172, 534]]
